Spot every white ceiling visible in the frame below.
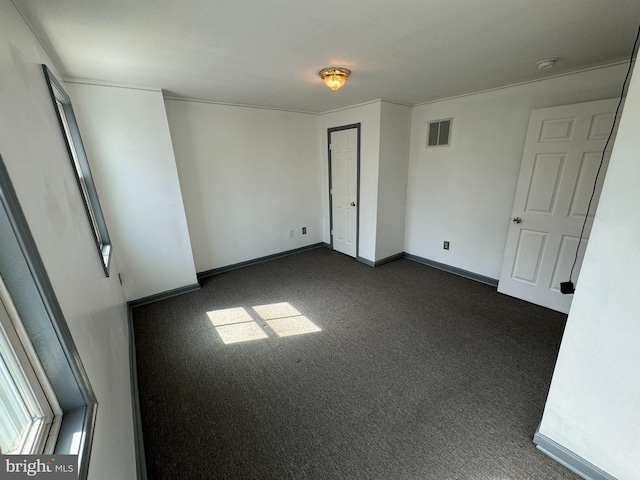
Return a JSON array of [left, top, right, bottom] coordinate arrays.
[[13, 0, 640, 113]]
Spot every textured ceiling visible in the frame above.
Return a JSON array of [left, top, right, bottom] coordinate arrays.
[[13, 0, 640, 113]]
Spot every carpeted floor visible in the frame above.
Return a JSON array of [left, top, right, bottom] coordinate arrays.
[[133, 248, 579, 479]]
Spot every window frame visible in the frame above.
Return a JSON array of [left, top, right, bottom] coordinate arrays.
[[0, 154, 98, 479], [42, 65, 112, 276], [0, 276, 63, 455]]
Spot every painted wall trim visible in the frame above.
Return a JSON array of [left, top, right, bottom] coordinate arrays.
[[320, 98, 383, 115], [197, 243, 325, 279], [403, 253, 499, 286], [11, 4, 66, 77], [123, 61, 626, 117], [128, 283, 201, 309], [65, 78, 162, 93], [533, 431, 617, 480], [357, 256, 375, 267], [163, 96, 318, 115], [127, 307, 147, 480], [376, 252, 404, 267], [413, 60, 629, 107], [165, 96, 407, 117], [356, 253, 404, 267]]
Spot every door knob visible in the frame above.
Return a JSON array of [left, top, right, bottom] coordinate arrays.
[[512, 217, 522, 224], [350, 201, 357, 207]]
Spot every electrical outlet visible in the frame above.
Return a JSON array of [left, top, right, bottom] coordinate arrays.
[[443, 241, 450, 250], [289, 229, 294, 238], [302, 227, 307, 234]]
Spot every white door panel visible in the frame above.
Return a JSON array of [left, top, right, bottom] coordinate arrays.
[[498, 99, 617, 313], [330, 128, 358, 258]]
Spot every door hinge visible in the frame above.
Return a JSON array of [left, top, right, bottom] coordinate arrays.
[[331, 229, 334, 235], [329, 143, 332, 150], [330, 188, 333, 195]]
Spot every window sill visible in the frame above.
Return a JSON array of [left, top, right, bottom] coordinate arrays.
[[55, 404, 98, 478]]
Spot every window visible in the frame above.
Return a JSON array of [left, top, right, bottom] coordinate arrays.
[[0, 277, 62, 455], [0, 154, 98, 478], [427, 118, 452, 147], [42, 65, 112, 276]]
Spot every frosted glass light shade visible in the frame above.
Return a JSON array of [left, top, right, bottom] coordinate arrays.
[[319, 68, 351, 91]]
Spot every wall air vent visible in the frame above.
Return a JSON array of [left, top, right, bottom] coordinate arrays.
[[427, 118, 452, 147]]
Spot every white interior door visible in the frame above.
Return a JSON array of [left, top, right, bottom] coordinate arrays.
[[498, 99, 617, 313], [330, 128, 358, 258]]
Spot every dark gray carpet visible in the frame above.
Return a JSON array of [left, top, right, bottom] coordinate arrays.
[[133, 248, 578, 479]]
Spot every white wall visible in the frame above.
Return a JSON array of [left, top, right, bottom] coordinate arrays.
[[538, 59, 640, 480], [0, 4, 135, 479], [376, 101, 411, 261], [68, 83, 197, 301], [405, 64, 628, 279], [319, 101, 382, 262], [165, 100, 322, 272]]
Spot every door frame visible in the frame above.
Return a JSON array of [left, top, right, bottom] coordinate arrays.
[[327, 123, 361, 257]]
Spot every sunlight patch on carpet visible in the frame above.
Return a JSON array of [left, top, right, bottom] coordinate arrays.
[[253, 302, 321, 337], [252, 302, 301, 320], [207, 302, 321, 344], [215, 321, 269, 344], [207, 307, 253, 326], [207, 307, 268, 344], [265, 315, 321, 337]]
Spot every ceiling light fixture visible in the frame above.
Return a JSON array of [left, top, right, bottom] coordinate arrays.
[[537, 58, 558, 70], [319, 67, 351, 91]]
